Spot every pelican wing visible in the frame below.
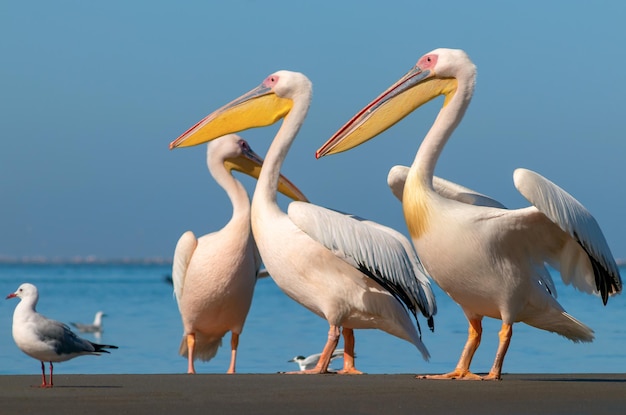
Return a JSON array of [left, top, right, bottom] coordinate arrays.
[[172, 231, 198, 308], [536, 262, 558, 299], [389, 166, 560, 299], [514, 168, 622, 304], [433, 176, 507, 209], [288, 201, 436, 331], [387, 165, 506, 208], [354, 216, 437, 323]]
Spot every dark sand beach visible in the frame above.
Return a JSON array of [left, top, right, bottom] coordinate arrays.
[[1, 373, 624, 415]]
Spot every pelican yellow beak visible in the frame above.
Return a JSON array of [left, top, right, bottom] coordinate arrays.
[[315, 66, 457, 158], [225, 143, 308, 202], [170, 82, 293, 150]]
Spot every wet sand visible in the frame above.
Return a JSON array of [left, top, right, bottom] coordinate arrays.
[[1, 373, 624, 415]]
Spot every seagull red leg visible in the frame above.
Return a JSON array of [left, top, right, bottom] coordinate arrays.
[[39, 361, 47, 388], [48, 362, 54, 388]]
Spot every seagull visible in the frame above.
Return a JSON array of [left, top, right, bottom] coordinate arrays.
[[6, 283, 118, 388], [288, 348, 346, 371], [71, 311, 106, 333]]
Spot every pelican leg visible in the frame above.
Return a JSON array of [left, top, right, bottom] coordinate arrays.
[[286, 325, 340, 374], [418, 317, 483, 380], [338, 328, 362, 375], [186, 333, 196, 374], [482, 323, 512, 381], [226, 332, 239, 374]]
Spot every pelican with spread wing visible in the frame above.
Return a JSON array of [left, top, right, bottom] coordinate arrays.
[[317, 48, 622, 380]]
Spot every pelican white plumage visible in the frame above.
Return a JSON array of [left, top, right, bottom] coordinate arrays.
[[387, 167, 507, 210], [170, 71, 436, 374], [317, 48, 622, 380], [172, 134, 307, 374], [388, 166, 559, 300]]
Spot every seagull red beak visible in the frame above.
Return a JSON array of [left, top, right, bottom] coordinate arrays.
[[6, 293, 17, 299]]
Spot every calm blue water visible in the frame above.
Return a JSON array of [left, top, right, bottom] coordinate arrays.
[[1, 263, 625, 376]]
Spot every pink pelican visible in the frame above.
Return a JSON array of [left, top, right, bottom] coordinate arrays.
[[172, 134, 307, 374]]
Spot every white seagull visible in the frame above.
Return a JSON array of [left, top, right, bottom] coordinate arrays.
[[6, 283, 118, 387], [317, 48, 622, 380], [71, 311, 106, 333], [172, 134, 307, 374], [169, 70, 436, 374], [289, 348, 346, 372]]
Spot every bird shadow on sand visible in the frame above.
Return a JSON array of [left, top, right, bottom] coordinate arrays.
[[519, 377, 626, 383], [29, 384, 123, 389]]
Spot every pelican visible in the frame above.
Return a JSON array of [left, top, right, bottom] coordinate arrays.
[[172, 134, 307, 374], [170, 71, 437, 374], [317, 48, 622, 380]]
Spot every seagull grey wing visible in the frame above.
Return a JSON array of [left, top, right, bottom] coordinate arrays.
[[514, 168, 622, 304], [35, 317, 96, 355], [69, 322, 93, 332], [330, 348, 346, 361], [387, 165, 506, 208], [288, 201, 436, 333]]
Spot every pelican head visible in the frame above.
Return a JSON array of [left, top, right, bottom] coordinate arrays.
[[209, 134, 308, 202], [169, 71, 311, 150], [316, 48, 475, 158]]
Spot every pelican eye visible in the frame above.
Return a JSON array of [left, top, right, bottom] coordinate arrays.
[[239, 140, 251, 151]]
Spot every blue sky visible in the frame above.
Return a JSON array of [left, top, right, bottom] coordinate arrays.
[[1, 1, 625, 261]]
